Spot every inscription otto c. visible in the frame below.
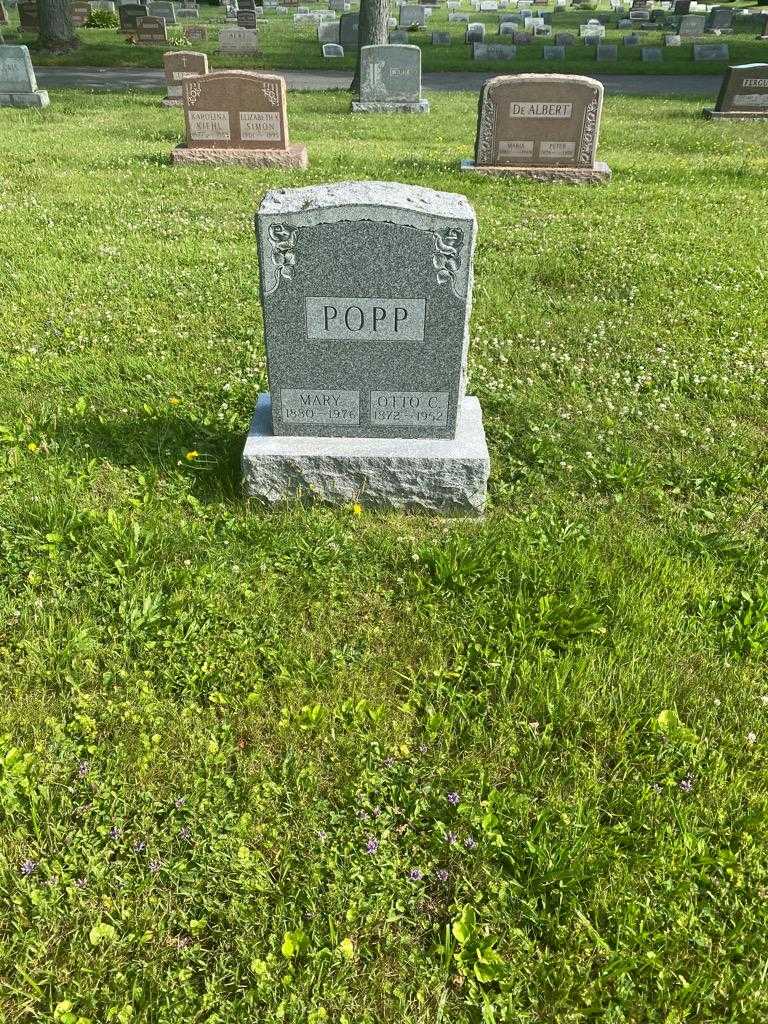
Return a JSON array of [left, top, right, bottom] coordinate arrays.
[[370, 391, 449, 427], [508, 101, 573, 119], [280, 389, 360, 425], [305, 297, 426, 343]]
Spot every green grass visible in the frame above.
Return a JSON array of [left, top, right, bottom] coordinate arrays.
[[1, 87, 768, 1023], [7, 0, 768, 73]]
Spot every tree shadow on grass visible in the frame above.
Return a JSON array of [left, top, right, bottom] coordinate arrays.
[[55, 409, 248, 504]]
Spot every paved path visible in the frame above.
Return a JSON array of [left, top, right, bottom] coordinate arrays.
[[36, 65, 719, 96]]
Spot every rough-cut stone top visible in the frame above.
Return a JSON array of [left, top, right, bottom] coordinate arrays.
[[259, 181, 475, 230]]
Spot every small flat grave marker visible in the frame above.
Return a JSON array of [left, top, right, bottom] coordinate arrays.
[[323, 41, 343, 55], [641, 45, 662, 59], [543, 43, 565, 57], [693, 41, 728, 60]]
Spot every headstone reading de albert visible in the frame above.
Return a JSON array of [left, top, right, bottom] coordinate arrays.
[[162, 49, 207, 106], [218, 25, 260, 52], [461, 73, 611, 182], [704, 62, 768, 118], [173, 71, 307, 167], [693, 41, 728, 60], [135, 15, 167, 42], [0, 44, 49, 107], [352, 44, 428, 112], [244, 181, 489, 515]]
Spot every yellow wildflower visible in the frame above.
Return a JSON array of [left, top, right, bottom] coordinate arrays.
[[185, 450, 199, 461]]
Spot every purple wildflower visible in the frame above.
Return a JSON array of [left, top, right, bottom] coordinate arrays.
[[365, 837, 379, 855], [20, 859, 37, 877], [436, 868, 449, 882], [77, 760, 90, 779], [418, 743, 428, 754], [174, 797, 186, 810], [133, 839, 146, 853], [408, 868, 423, 881], [446, 831, 457, 845], [109, 826, 123, 841], [464, 836, 477, 849], [679, 777, 693, 793], [149, 858, 163, 874], [447, 792, 460, 806], [75, 877, 87, 889], [178, 826, 192, 842], [317, 829, 327, 841]]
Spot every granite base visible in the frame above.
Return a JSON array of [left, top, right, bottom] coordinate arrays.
[[0, 90, 49, 108], [351, 99, 431, 113], [703, 108, 768, 120], [242, 394, 490, 517], [172, 143, 309, 168], [460, 158, 612, 183]]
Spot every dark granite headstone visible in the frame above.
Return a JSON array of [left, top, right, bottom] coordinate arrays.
[[713, 62, 768, 113], [256, 181, 476, 441]]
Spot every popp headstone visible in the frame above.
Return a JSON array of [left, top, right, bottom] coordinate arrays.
[[704, 62, 768, 118], [352, 44, 428, 112], [173, 70, 308, 167], [162, 48, 207, 106], [244, 181, 489, 515], [461, 72, 611, 182], [0, 44, 49, 107]]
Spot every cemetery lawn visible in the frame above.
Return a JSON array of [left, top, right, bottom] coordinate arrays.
[[9, 2, 768, 75], [2, 86, 768, 1024]]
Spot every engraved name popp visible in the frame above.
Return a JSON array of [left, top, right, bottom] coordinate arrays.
[[305, 297, 427, 342]]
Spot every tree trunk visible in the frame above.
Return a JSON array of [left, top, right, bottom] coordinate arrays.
[[350, 0, 390, 93], [37, 0, 80, 51]]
